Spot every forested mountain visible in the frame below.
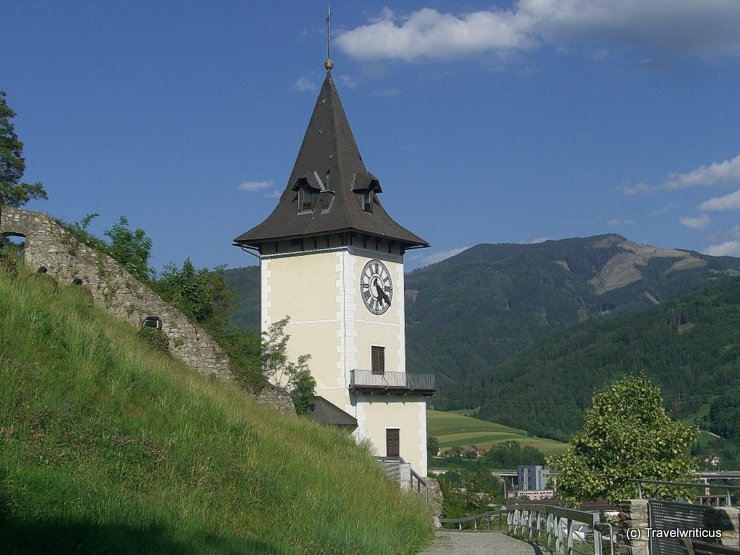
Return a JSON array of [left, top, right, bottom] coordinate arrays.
[[405, 234, 740, 389], [222, 266, 259, 332], [449, 277, 740, 442]]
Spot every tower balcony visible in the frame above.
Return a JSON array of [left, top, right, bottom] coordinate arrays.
[[349, 370, 437, 396]]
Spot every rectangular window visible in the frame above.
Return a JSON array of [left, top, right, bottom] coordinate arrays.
[[386, 428, 400, 458], [371, 346, 385, 375]]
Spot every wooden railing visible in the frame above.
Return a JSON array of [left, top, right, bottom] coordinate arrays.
[[506, 503, 609, 555]]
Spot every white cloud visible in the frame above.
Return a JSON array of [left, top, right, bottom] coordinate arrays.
[[336, 2, 740, 63], [529, 237, 553, 243], [710, 225, 740, 242], [410, 246, 471, 267], [662, 156, 740, 191], [704, 240, 740, 257], [680, 214, 712, 230], [293, 76, 317, 92], [521, 0, 740, 61], [606, 219, 634, 226], [622, 154, 740, 195], [620, 182, 654, 195], [652, 202, 680, 215], [374, 88, 402, 97], [338, 74, 359, 89], [265, 190, 282, 199], [698, 189, 740, 212], [237, 180, 274, 192], [335, 7, 536, 62]]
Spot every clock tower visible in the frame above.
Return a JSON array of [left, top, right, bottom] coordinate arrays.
[[234, 60, 435, 477]]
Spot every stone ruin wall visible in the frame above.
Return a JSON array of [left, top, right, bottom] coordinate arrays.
[[1, 206, 233, 380], [1, 206, 296, 415]]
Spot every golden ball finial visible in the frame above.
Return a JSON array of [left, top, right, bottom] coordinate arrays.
[[324, 58, 334, 71]]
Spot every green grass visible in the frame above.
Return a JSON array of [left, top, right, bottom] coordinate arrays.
[[0, 261, 432, 554], [427, 409, 568, 455]]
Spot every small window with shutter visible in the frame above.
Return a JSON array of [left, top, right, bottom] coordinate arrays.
[[371, 345, 385, 375]]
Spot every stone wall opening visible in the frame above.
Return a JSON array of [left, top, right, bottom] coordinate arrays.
[[1, 233, 26, 256]]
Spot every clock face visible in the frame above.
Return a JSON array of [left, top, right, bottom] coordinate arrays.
[[360, 259, 393, 315]]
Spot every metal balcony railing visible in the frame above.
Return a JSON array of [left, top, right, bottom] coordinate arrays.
[[349, 370, 436, 395]]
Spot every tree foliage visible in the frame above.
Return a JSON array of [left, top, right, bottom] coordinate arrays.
[[483, 440, 546, 468], [103, 216, 154, 282], [0, 91, 47, 207], [438, 467, 503, 518], [427, 435, 440, 459], [261, 318, 316, 415], [549, 373, 698, 504], [1, 90, 47, 236], [156, 258, 221, 324]]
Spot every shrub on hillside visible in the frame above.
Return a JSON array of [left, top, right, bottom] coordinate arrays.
[[137, 326, 170, 353]]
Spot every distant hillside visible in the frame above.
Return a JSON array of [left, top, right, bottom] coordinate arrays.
[[406, 234, 740, 389], [222, 265, 259, 331], [427, 410, 567, 455], [451, 277, 740, 442], [0, 262, 431, 554]]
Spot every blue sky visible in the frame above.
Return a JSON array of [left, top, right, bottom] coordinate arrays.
[[4, 1, 740, 271]]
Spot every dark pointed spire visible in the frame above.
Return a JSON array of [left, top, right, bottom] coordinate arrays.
[[234, 70, 428, 252]]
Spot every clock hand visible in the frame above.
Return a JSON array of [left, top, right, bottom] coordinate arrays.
[[375, 282, 391, 305], [374, 282, 384, 305]]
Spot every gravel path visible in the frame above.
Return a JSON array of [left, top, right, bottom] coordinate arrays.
[[419, 530, 545, 555]]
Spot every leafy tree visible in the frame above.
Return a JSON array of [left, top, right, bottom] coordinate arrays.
[[103, 216, 153, 282], [156, 258, 215, 322], [438, 466, 503, 519], [548, 373, 698, 504], [708, 394, 740, 440], [288, 354, 316, 416], [261, 318, 316, 415], [483, 440, 545, 468], [0, 90, 47, 238], [427, 435, 440, 459]]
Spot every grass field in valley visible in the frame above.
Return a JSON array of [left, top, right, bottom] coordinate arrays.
[[0, 260, 432, 554], [427, 409, 568, 455]]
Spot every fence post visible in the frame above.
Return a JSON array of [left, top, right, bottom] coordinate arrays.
[[592, 513, 603, 555]]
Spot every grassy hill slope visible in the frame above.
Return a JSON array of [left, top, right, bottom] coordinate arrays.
[[427, 410, 567, 455], [0, 262, 431, 554]]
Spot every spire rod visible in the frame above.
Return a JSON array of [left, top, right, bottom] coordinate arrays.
[[324, 1, 334, 71]]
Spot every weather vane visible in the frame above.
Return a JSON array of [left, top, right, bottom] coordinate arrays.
[[325, 1, 334, 70]]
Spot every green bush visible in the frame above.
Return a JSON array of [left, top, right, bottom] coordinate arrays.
[[136, 326, 170, 353]]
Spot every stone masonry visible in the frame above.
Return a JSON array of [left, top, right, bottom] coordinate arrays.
[[1, 206, 232, 380]]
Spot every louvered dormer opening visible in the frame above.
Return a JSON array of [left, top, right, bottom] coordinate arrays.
[[362, 190, 374, 213]]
